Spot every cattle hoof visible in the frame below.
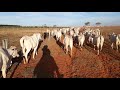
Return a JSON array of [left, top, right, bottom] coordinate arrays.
[[24, 62, 26, 64], [80, 48, 82, 51], [97, 54, 99, 56]]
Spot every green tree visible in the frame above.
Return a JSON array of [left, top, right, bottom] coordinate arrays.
[[85, 22, 90, 26], [96, 22, 101, 26]]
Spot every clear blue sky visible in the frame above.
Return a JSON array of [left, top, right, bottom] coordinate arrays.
[[0, 12, 120, 26]]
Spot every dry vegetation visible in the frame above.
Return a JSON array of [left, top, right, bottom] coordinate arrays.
[[0, 26, 120, 78]]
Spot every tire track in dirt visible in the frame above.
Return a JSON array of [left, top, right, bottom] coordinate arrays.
[[70, 37, 120, 78], [70, 43, 110, 78], [99, 38, 120, 78]]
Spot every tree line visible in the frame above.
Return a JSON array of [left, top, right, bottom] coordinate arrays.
[[0, 24, 68, 28], [0, 24, 21, 27], [85, 22, 101, 26], [0, 22, 102, 28]]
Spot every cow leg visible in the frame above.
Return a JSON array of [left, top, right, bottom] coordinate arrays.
[[66, 46, 68, 54], [111, 43, 113, 49], [23, 58, 26, 64], [100, 42, 104, 51], [80, 47, 82, 51], [22, 47, 26, 57], [80, 43, 83, 50], [78, 42, 80, 48], [79, 42, 82, 50], [2, 66, 7, 78], [70, 47, 72, 57], [25, 48, 31, 64], [97, 49, 99, 55], [97, 44, 100, 55], [22, 47, 26, 64], [35, 44, 39, 55], [33, 46, 38, 59], [94, 45, 96, 50], [36, 51, 38, 56], [116, 43, 119, 52]]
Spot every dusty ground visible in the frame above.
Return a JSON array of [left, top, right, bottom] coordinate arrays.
[[0, 26, 120, 78]]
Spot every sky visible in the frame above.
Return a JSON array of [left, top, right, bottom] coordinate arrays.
[[0, 12, 120, 26]]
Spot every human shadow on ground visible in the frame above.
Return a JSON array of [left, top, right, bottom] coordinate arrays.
[[33, 45, 63, 78]]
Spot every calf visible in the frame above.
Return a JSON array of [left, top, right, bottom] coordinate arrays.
[[0, 46, 19, 78]]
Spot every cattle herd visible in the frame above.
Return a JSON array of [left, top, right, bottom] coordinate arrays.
[[0, 26, 120, 78]]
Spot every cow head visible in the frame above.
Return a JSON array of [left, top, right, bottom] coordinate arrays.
[[9, 46, 19, 58]]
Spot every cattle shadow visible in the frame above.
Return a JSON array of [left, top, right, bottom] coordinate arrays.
[[84, 42, 99, 55], [56, 40, 64, 50], [101, 39, 120, 61], [84, 38, 120, 59], [37, 40, 43, 53], [33, 45, 63, 78], [53, 36, 57, 41]]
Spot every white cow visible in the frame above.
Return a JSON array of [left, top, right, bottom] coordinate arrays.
[[74, 27, 80, 36], [51, 29, 57, 37], [56, 30, 62, 41], [69, 29, 74, 36], [20, 33, 42, 64], [108, 33, 120, 51], [92, 35, 104, 55], [63, 35, 73, 57], [78, 33, 85, 50], [0, 46, 19, 78]]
